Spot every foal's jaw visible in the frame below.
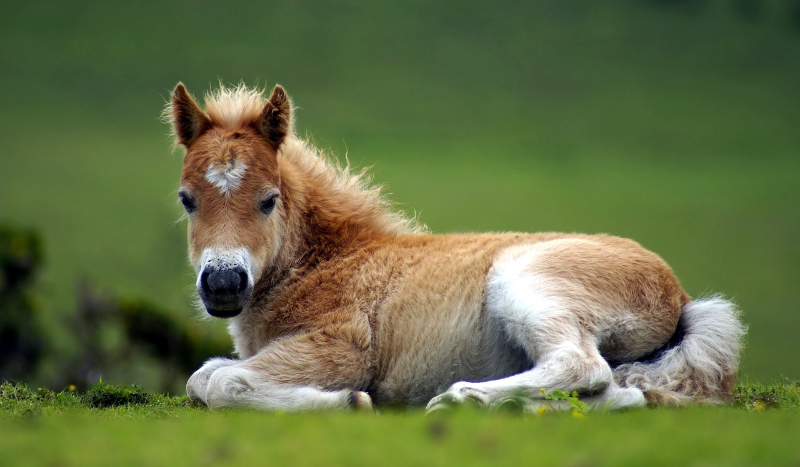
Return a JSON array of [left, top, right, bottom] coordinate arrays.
[[195, 247, 259, 318]]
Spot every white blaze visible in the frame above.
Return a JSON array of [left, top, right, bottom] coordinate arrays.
[[205, 159, 248, 194]]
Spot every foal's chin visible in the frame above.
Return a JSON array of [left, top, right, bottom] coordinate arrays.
[[205, 306, 244, 318], [199, 292, 252, 318]]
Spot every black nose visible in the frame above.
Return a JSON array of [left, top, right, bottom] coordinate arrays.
[[198, 264, 252, 318], [198, 265, 250, 318], [201, 266, 248, 297]]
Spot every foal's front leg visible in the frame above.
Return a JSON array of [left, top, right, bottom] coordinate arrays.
[[188, 329, 373, 411], [203, 365, 372, 411], [187, 357, 238, 403]]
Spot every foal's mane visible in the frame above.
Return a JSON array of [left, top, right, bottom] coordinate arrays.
[[203, 84, 427, 237]]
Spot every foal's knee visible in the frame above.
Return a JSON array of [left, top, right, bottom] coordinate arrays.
[[205, 366, 256, 410], [187, 357, 238, 404]]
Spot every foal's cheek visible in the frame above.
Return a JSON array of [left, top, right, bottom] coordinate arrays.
[[261, 217, 281, 258]]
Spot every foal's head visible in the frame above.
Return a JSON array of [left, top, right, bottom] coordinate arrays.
[[168, 83, 292, 317]]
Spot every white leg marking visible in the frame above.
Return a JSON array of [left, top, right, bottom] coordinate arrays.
[[426, 342, 614, 412], [581, 382, 646, 411], [187, 357, 239, 404], [485, 383, 645, 414], [204, 365, 367, 411]]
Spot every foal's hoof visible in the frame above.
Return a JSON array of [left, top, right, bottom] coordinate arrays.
[[425, 395, 457, 414], [425, 383, 488, 414], [425, 393, 467, 414], [351, 391, 374, 411]]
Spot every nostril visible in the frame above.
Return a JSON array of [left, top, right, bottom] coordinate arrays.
[[237, 271, 248, 294], [200, 269, 212, 294]]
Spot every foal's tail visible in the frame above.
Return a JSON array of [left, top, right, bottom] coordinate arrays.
[[613, 296, 747, 405]]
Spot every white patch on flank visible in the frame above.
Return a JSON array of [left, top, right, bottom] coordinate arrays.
[[205, 160, 248, 194], [485, 246, 579, 357]]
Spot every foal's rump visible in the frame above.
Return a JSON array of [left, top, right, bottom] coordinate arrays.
[[409, 233, 742, 408], [501, 236, 745, 404], [486, 235, 687, 360]]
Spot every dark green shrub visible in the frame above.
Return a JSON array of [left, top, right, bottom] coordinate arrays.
[[0, 226, 45, 381]]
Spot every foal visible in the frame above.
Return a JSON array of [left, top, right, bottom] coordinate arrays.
[[167, 83, 745, 411]]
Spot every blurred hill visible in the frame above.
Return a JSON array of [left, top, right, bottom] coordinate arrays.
[[0, 0, 798, 383]]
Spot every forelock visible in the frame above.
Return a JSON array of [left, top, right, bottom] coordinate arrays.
[[204, 84, 266, 130]]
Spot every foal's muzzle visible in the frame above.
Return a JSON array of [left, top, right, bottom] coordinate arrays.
[[198, 265, 252, 318]]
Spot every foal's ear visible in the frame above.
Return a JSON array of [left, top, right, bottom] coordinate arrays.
[[169, 83, 211, 147], [257, 85, 292, 150]]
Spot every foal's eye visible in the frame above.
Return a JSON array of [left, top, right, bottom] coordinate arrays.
[[179, 192, 197, 213], [260, 193, 279, 215]]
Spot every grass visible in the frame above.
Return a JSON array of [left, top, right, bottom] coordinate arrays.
[[0, 380, 798, 466], [733, 377, 800, 412], [0, 381, 194, 419]]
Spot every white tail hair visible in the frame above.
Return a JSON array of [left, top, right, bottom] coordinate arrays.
[[613, 296, 746, 405]]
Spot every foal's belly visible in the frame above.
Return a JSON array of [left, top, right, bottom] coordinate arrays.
[[369, 308, 530, 406]]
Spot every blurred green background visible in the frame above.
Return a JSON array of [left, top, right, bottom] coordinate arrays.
[[0, 0, 797, 386]]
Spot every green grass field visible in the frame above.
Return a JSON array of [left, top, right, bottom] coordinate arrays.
[[6, 409, 800, 466], [0, 380, 799, 466], [0, 0, 799, 463]]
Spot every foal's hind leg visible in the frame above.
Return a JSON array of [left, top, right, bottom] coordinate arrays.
[[427, 266, 645, 412], [426, 340, 634, 412]]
